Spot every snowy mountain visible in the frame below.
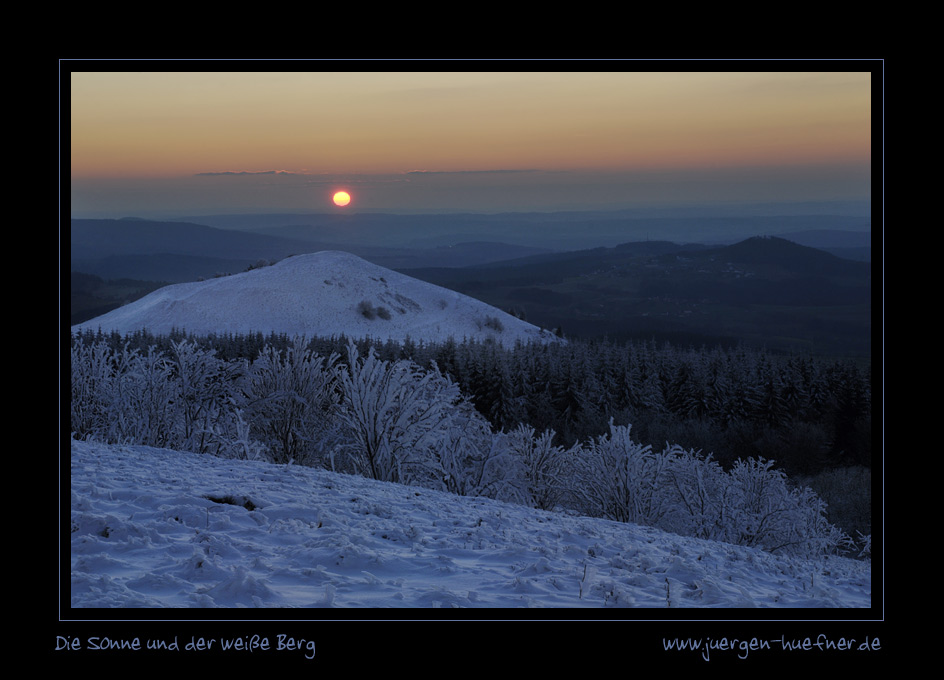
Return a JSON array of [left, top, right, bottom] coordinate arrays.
[[69, 438, 871, 609], [71, 250, 559, 347]]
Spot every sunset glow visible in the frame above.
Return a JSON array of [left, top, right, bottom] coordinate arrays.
[[333, 191, 351, 207], [68, 68, 874, 216]]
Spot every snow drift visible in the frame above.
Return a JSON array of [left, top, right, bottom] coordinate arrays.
[[71, 250, 559, 347]]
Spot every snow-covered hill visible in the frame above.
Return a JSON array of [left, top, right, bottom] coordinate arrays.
[[71, 250, 559, 347], [69, 439, 870, 609]]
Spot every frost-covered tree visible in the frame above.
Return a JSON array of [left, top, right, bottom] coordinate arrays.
[[721, 457, 849, 557], [571, 421, 669, 525], [71, 337, 249, 456], [242, 338, 342, 465], [166, 340, 245, 454], [213, 408, 269, 461], [564, 419, 849, 557], [71, 340, 178, 447], [71, 336, 121, 440], [335, 343, 465, 486], [432, 398, 503, 497], [117, 344, 179, 448], [496, 424, 572, 511], [659, 445, 729, 540]]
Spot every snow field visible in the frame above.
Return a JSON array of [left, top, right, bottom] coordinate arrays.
[[70, 439, 871, 609]]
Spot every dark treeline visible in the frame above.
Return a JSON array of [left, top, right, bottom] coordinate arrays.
[[71, 328, 871, 480]]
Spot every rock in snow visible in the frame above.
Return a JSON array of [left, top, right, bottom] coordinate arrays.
[[72, 250, 559, 347]]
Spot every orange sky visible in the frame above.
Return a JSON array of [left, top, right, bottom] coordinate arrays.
[[68, 69, 874, 216], [71, 71, 871, 178]]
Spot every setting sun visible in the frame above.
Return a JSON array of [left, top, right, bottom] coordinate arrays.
[[333, 191, 351, 207]]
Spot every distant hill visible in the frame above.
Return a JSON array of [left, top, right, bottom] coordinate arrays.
[[72, 251, 561, 348], [170, 210, 870, 251], [399, 236, 872, 357], [693, 236, 870, 276], [470, 240, 709, 272]]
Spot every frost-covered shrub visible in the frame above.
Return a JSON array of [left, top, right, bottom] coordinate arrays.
[[658, 445, 729, 540], [494, 424, 573, 510], [70, 338, 245, 455], [114, 344, 179, 448], [571, 422, 670, 525], [71, 337, 123, 440], [242, 338, 342, 465], [566, 420, 849, 557], [166, 340, 245, 454], [433, 399, 505, 498], [723, 458, 816, 552], [704, 457, 849, 557], [211, 408, 269, 461], [335, 343, 466, 486], [70, 338, 177, 446]]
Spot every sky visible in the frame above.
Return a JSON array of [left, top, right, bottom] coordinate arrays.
[[68, 68, 874, 218]]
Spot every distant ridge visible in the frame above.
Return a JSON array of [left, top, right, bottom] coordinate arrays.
[[165, 209, 870, 251], [72, 251, 560, 347], [695, 235, 870, 276]]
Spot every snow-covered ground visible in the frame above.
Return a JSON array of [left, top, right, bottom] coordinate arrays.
[[71, 250, 559, 347], [69, 438, 870, 609]]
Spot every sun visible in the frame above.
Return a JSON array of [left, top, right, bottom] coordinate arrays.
[[332, 190, 351, 207]]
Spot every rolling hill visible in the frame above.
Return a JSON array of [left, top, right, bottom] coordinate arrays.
[[71, 250, 560, 347]]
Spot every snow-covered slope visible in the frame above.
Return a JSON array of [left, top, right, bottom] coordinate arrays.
[[72, 251, 559, 347], [69, 439, 871, 609]]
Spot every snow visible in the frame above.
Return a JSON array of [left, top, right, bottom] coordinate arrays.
[[71, 250, 560, 347], [69, 438, 870, 609]]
